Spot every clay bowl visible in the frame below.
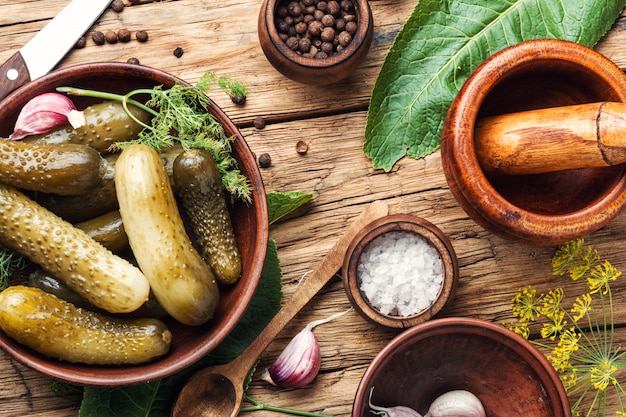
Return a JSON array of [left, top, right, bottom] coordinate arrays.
[[441, 39, 626, 246], [258, 0, 373, 85], [342, 214, 458, 329], [0, 62, 269, 386], [353, 317, 571, 417]]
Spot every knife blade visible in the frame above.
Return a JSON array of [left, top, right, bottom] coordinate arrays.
[[0, 0, 112, 101]]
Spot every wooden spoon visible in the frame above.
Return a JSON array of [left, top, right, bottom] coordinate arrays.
[[171, 200, 389, 417], [475, 101, 626, 175]]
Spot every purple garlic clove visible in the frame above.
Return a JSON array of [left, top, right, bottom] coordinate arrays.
[[10, 93, 86, 140]]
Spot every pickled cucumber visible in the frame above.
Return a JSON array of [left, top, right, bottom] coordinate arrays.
[[173, 148, 242, 284], [75, 210, 129, 253], [0, 286, 171, 365], [23, 101, 152, 153], [0, 140, 107, 195]]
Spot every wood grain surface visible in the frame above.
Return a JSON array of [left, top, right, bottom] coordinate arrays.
[[1, 1, 626, 416]]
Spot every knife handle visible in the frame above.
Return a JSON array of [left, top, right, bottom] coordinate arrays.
[[0, 52, 31, 102]]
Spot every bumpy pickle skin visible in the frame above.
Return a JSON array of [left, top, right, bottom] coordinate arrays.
[[115, 144, 220, 326], [0, 184, 150, 313], [23, 101, 152, 153], [0, 140, 106, 195], [173, 148, 242, 285], [0, 286, 171, 365]]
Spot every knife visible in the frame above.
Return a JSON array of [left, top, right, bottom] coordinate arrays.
[[0, 0, 112, 101]]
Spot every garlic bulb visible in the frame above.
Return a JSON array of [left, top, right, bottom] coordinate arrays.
[[262, 309, 350, 389], [10, 92, 86, 140], [368, 387, 423, 417], [424, 390, 486, 417]]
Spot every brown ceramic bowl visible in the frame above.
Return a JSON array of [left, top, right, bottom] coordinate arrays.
[[342, 214, 458, 329], [441, 39, 626, 246], [353, 318, 571, 416], [0, 62, 269, 386], [257, 0, 373, 85]]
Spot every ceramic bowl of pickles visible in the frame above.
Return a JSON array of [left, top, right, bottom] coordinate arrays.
[[0, 62, 269, 386], [353, 318, 571, 417]]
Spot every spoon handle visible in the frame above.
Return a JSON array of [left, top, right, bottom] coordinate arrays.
[[232, 200, 389, 379]]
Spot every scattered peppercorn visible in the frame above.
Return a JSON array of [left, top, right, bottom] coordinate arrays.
[[258, 153, 272, 168], [273, 0, 358, 58], [117, 29, 131, 43], [127, 57, 140, 65], [91, 31, 105, 45], [74, 36, 86, 49], [173, 47, 184, 58], [231, 95, 246, 105], [136, 30, 149, 42], [254, 116, 266, 129], [111, 0, 124, 12], [296, 140, 308, 155], [105, 30, 118, 44]]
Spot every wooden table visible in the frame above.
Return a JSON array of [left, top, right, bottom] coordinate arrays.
[[2, 1, 626, 416]]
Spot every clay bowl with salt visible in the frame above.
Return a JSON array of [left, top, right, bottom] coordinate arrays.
[[342, 214, 458, 329]]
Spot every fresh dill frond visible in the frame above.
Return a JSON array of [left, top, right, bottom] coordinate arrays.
[[0, 246, 27, 291], [58, 73, 253, 203]]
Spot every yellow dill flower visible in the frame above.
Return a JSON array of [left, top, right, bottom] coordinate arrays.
[[571, 293, 593, 322], [590, 358, 618, 391], [587, 261, 621, 295], [547, 329, 579, 372], [511, 286, 540, 322], [539, 288, 564, 317], [506, 322, 530, 339], [541, 310, 567, 340]]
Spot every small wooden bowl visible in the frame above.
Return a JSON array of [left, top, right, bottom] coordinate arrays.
[[257, 0, 374, 85], [0, 63, 268, 386], [342, 214, 458, 329], [352, 318, 571, 417], [441, 39, 626, 246]]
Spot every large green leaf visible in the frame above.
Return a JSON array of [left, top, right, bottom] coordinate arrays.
[[364, 0, 626, 171]]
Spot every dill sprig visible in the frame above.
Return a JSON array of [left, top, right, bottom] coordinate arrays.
[[0, 246, 27, 291], [57, 72, 252, 203]]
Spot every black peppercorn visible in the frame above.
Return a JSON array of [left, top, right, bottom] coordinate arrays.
[[287, 1, 302, 17], [117, 29, 131, 43], [74, 36, 86, 49], [298, 37, 311, 53], [320, 26, 335, 42], [254, 116, 266, 130], [173, 47, 184, 58], [136, 30, 149, 42], [258, 153, 272, 168], [286, 36, 299, 50], [111, 0, 124, 12], [127, 57, 140, 65], [105, 30, 118, 44], [338, 30, 352, 47], [92, 31, 105, 45], [321, 14, 335, 27]]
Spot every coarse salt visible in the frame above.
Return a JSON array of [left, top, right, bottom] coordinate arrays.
[[357, 230, 443, 317]]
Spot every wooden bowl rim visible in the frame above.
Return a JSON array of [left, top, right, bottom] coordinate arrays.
[[342, 214, 458, 329], [441, 39, 626, 245], [0, 62, 269, 386], [352, 317, 571, 417]]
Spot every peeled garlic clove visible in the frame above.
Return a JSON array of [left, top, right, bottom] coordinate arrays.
[[368, 387, 423, 417], [261, 325, 321, 388], [424, 390, 485, 417], [9, 92, 86, 140]]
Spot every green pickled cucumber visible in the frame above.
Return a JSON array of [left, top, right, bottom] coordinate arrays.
[[0, 140, 107, 195], [173, 148, 242, 284], [23, 101, 152, 153], [33, 154, 118, 222], [0, 286, 171, 365], [26, 269, 168, 319], [75, 210, 129, 253]]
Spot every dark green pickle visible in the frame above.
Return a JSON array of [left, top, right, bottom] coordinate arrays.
[[173, 148, 242, 285], [23, 101, 152, 153]]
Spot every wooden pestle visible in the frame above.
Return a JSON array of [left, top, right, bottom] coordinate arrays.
[[474, 102, 626, 175]]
